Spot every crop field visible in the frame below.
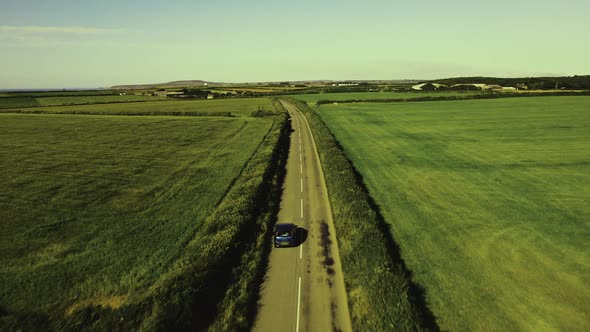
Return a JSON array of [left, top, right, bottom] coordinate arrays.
[[0, 95, 168, 109], [314, 96, 590, 331], [36, 95, 168, 106], [0, 95, 166, 109], [0, 97, 41, 109], [0, 97, 274, 116], [0, 111, 274, 323], [0, 90, 116, 97], [290, 91, 481, 104]]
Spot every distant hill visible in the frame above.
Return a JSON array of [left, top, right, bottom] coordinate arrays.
[[110, 79, 425, 90], [424, 75, 590, 90], [111, 80, 214, 89]]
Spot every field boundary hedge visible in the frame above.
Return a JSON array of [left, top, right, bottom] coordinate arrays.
[[0, 100, 290, 331], [315, 90, 590, 105], [284, 98, 439, 331]]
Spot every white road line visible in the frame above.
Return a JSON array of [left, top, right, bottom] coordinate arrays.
[[296, 277, 302, 332], [300, 164, 303, 174], [300, 199, 303, 219], [299, 244, 302, 259]]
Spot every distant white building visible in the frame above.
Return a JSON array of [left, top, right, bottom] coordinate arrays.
[[331, 83, 359, 87], [411, 83, 447, 90]]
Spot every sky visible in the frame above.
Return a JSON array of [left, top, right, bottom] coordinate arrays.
[[1, 0, 589, 88]]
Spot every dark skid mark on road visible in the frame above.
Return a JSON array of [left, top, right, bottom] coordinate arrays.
[[320, 220, 342, 329], [320, 221, 333, 266], [320, 221, 337, 286]]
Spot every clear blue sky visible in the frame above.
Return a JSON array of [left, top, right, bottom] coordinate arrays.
[[1, 0, 589, 88]]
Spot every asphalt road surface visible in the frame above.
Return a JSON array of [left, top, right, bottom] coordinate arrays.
[[252, 101, 352, 332]]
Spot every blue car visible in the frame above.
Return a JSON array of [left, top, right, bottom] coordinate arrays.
[[274, 223, 298, 247]]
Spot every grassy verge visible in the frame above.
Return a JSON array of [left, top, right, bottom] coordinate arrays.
[[314, 97, 590, 330], [284, 98, 438, 331]]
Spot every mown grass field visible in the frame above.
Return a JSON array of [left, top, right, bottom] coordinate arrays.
[[0, 111, 275, 325], [314, 96, 590, 331], [290, 91, 481, 104], [0, 97, 273, 116]]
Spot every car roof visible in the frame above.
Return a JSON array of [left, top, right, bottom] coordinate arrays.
[[275, 223, 296, 230]]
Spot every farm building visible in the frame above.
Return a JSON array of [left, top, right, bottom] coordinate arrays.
[[411, 83, 447, 90]]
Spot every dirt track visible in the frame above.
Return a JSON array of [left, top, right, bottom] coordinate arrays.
[[252, 101, 352, 332]]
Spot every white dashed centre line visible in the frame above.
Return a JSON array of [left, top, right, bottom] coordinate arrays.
[[300, 199, 303, 219]]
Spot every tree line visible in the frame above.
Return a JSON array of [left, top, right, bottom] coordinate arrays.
[[424, 75, 590, 90]]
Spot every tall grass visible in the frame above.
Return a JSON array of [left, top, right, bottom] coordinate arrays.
[[0, 103, 289, 330], [0, 97, 40, 108], [0, 98, 274, 117], [285, 98, 438, 331]]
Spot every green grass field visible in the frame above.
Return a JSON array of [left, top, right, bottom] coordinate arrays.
[[1, 97, 274, 116], [0, 112, 274, 322], [0, 90, 122, 97], [290, 91, 481, 104], [314, 96, 590, 331], [0, 95, 165, 109], [0, 97, 41, 108], [36, 95, 168, 106]]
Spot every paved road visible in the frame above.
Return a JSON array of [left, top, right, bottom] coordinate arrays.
[[252, 101, 352, 332]]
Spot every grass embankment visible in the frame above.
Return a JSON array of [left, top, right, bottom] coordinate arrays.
[[0, 97, 274, 117], [0, 99, 290, 330], [285, 98, 438, 331], [314, 96, 590, 331]]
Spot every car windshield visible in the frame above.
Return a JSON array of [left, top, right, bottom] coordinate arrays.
[[276, 230, 291, 237]]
